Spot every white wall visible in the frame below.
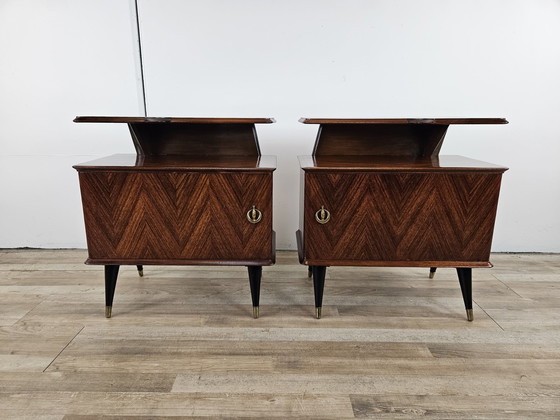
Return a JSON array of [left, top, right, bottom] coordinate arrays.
[[1, 0, 559, 251], [137, 0, 560, 252], [0, 0, 141, 247]]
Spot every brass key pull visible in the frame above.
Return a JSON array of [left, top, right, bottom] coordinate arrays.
[[247, 206, 262, 224], [315, 206, 331, 224]]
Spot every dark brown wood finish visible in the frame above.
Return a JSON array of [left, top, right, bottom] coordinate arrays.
[[74, 117, 276, 318], [302, 172, 502, 265], [78, 170, 274, 264], [297, 118, 508, 320], [299, 155, 507, 172], [74, 154, 276, 171], [299, 117, 508, 124], [75, 116, 275, 124], [75, 116, 275, 157], [312, 124, 449, 157], [302, 118, 508, 158]]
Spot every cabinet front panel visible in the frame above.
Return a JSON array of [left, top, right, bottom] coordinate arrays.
[[304, 172, 502, 263], [79, 171, 273, 261]]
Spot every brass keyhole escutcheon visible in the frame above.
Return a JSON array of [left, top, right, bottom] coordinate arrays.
[[315, 206, 331, 224], [247, 206, 263, 224]]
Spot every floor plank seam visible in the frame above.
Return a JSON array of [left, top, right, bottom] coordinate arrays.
[[2, 251, 560, 418], [493, 274, 525, 299], [474, 300, 505, 331], [12, 295, 48, 327], [42, 325, 85, 373]]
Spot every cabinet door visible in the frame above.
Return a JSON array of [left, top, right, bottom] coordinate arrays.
[[79, 171, 273, 262], [303, 172, 502, 264]]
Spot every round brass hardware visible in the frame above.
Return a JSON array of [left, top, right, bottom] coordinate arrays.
[[247, 206, 263, 224], [315, 206, 331, 224]]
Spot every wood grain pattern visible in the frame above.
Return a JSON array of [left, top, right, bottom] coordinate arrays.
[[297, 118, 507, 320], [299, 118, 508, 125], [74, 116, 276, 124], [1, 250, 559, 418], [74, 154, 277, 171], [312, 123, 450, 157], [128, 122, 263, 157], [74, 117, 274, 157], [302, 171, 503, 265], [78, 171, 273, 264], [299, 155, 507, 171], [301, 118, 508, 158]]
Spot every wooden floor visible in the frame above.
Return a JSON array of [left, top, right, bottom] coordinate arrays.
[[1, 250, 559, 419]]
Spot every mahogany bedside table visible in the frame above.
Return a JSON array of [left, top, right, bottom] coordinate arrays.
[[73, 117, 276, 318], [296, 118, 508, 321]]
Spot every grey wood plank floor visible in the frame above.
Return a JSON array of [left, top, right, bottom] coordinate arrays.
[[1, 250, 559, 419]]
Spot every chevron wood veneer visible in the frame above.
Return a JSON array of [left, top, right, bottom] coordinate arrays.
[[297, 118, 508, 321], [303, 172, 502, 264], [74, 117, 276, 319], [79, 171, 273, 263]]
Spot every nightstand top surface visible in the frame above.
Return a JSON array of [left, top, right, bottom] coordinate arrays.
[[299, 118, 508, 125], [74, 154, 276, 171], [74, 116, 274, 157], [300, 117, 508, 158], [299, 155, 507, 172], [75, 116, 275, 124]]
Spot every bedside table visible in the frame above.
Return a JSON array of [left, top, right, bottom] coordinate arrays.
[[74, 117, 276, 318], [296, 118, 508, 320]]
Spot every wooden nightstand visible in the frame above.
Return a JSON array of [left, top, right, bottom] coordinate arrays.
[[296, 118, 508, 320], [74, 117, 276, 318]]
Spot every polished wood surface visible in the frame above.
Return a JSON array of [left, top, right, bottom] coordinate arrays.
[[74, 154, 277, 171], [75, 116, 276, 124], [297, 117, 508, 319], [299, 155, 507, 171], [75, 116, 275, 157], [79, 171, 274, 264], [299, 117, 508, 124], [127, 123, 263, 156], [302, 118, 508, 158], [313, 123, 450, 157], [2, 250, 560, 418], [74, 117, 276, 317], [301, 171, 502, 265]]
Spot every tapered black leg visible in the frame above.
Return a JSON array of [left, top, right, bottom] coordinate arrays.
[[136, 265, 144, 277], [456, 267, 473, 321], [311, 266, 327, 319], [104, 265, 120, 318], [429, 267, 437, 279], [308, 266, 312, 278], [247, 266, 262, 319]]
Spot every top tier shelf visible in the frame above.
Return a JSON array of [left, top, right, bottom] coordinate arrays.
[[300, 118, 508, 158], [74, 116, 275, 157]]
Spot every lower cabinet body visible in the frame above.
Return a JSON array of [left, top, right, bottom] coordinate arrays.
[[77, 169, 274, 318], [297, 170, 505, 320]]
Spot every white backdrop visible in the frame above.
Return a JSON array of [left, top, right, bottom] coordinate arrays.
[[0, 0, 142, 247], [1, 0, 559, 251]]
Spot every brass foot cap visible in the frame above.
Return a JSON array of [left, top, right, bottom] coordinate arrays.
[[315, 307, 322, 319], [252, 306, 259, 319], [138, 269, 144, 277], [466, 309, 474, 322], [105, 306, 112, 318], [429, 272, 435, 279]]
